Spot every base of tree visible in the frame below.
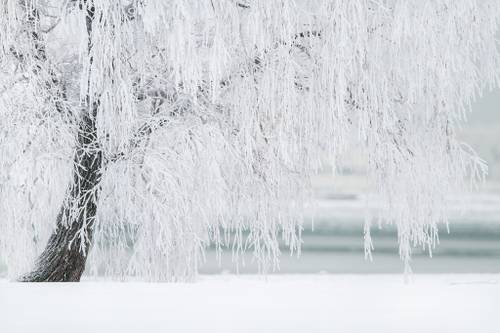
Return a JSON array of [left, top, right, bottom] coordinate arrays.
[[18, 222, 90, 282]]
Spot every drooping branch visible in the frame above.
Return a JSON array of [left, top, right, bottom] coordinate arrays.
[[1, 0, 497, 281]]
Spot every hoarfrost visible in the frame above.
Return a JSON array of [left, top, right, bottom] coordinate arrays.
[[0, 0, 498, 280]]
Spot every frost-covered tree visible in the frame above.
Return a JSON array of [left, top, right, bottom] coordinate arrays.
[[0, 0, 499, 282]]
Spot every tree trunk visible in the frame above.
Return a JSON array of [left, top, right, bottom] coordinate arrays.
[[19, 110, 102, 282], [18, 1, 99, 282]]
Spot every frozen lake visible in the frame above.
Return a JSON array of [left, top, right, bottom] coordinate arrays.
[[2, 218, 499, 277], [199, 192, 500, 274], [199, 223, 500, 274], [1, 193, 500, 277]]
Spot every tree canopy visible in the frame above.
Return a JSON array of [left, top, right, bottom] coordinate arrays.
[[0, 0, 499, 280]]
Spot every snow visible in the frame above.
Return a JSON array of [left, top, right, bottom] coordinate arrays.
[[2, 1, 500, 281], [1, 274, 499, 333]]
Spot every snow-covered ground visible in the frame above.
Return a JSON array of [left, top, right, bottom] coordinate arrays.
[[1, 274, 499, 333]]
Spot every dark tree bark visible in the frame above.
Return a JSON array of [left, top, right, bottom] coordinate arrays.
[[19, 110, 102, 282], [19, 2, 100, 282]]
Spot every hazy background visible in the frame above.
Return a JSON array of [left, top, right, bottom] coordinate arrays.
[[201, 88, 500, 275]]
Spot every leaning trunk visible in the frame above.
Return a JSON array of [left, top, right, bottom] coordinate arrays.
[[19, 110, 102, 282], [19, 1, 99, 282]]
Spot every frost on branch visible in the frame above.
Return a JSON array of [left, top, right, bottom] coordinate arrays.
[[0, 0, 499, 280]]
